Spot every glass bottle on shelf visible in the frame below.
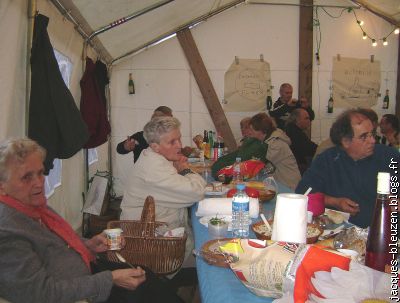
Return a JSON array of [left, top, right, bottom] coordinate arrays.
[[128, 73, 135, 95], [365, 172, 391, 273]]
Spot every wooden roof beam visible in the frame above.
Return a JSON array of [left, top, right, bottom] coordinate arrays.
[[177, 29, 237, 152]]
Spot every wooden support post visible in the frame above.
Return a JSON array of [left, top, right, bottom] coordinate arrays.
[[299, 0, 314, 137], [177, 29, 237, 151]]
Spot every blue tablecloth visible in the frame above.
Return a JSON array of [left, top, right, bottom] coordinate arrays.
[[191, 182, 292, 303]]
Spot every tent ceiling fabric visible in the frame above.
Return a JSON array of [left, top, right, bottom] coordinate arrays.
[[354, 0, 400, 22], [56, 0, 400, 63], [69, 0, 238, 61]]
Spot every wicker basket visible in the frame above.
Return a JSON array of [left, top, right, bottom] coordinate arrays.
[[107, 196, 187, 275]]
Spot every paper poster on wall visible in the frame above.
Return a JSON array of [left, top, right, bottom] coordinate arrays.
[[332, 57, 380, 108], [223, 58, 272, 112]]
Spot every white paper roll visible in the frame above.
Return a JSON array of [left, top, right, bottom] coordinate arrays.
[[196, 197, 259, 218], [271, 193, 308, 243]]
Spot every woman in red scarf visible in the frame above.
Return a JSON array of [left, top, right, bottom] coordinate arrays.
[[0, 138, 182, 303]]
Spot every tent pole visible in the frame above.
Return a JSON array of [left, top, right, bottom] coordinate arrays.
[[26, 0, 36, 134], [87, 0, 175, 41]]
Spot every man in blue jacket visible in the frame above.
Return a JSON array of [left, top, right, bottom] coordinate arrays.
[[296, 108, 399, 227]]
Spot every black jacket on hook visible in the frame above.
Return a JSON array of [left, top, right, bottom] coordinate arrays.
[[28, 14, 89, 174]]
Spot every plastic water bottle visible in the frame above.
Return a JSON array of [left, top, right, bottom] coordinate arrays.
[[231, 183, 250, 238], [232, 157, 242, 184]]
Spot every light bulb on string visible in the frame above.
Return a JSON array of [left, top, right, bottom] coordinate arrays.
[[395, 28, 400, 35], [357, 20, 364, 26], [372, 39, 377, 47], [383, 38, 388, 46], [362, 32, 367, 40]]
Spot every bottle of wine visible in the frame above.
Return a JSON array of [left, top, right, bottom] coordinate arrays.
[[266, 95, 273, 110], [365, 172, 391, 273], [128, 73, 135, 94], [203, 130, 210, 159], [382, 89, 389, 109], [208, 131, 214, 161], [327, 96, 333, 113]]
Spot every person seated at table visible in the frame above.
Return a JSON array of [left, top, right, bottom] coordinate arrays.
[[379, 113, 399, 147], [0, 138, 182, 303], [116, 106, 173, 162], [296, 108, 399, 228], [269, 83, 315, 129], [120, 116, 207, 265], [248, 112, 301, 190], [285, 108, 317, 175], [298, 95, 315, 121], [239, 117, 251, 144]]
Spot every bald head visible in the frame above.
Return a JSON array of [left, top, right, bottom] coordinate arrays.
[[279, 83, 293, 103]]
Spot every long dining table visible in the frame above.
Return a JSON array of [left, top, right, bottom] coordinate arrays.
[[191, 182, 292, 303]]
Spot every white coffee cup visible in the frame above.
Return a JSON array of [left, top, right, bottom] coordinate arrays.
[[104, 228, 123, 250], [307, 210, 313, 223]]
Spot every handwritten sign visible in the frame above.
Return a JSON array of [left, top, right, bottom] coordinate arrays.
[[224, 58, 272, 112], [332, 57, 381, 108]]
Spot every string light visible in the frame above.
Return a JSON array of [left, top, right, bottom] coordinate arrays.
[[352, 9, 397, 47]]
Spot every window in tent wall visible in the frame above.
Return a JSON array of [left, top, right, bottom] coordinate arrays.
[[45, 50, 98, 198]]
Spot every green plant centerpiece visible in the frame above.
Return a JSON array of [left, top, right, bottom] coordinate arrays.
[[209, 215, 227, 226]]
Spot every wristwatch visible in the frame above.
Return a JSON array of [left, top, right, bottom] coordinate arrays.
[[179, 168, 194, 176]]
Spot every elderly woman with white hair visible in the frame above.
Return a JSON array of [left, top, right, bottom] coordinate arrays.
[[120, 117, 206, 264]]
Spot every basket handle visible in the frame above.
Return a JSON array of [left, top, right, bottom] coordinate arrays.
[[141, 196, 156, 223]]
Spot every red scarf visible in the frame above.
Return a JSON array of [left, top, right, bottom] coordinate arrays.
[[0, 195, 95, 269]]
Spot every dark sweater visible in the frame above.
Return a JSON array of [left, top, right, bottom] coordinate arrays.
[[285, 123, 317, 174], [269, 97, 315, 129], [116, 131, 148, 162]]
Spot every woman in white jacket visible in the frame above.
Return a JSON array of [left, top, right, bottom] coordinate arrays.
[[120, 116, 206, 264], [249, 112, 301, 190]]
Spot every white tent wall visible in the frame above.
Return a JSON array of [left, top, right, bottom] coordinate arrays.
[[0, 0, 28, 139], [0, 0, 108, 230], [312, 5, 398, 139], [110, 3, 398, 196]]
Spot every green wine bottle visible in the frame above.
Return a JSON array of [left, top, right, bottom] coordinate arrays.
[[128, 73, 135, 95], [266, 95, 272, 110], [382, 89, 389, 109], [327, 96, 333, 113]]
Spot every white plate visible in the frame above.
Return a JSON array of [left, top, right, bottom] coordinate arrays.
[[199, 215, 232, 231], [205, 186, 229, 196], [324, 208, 350, 222]]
